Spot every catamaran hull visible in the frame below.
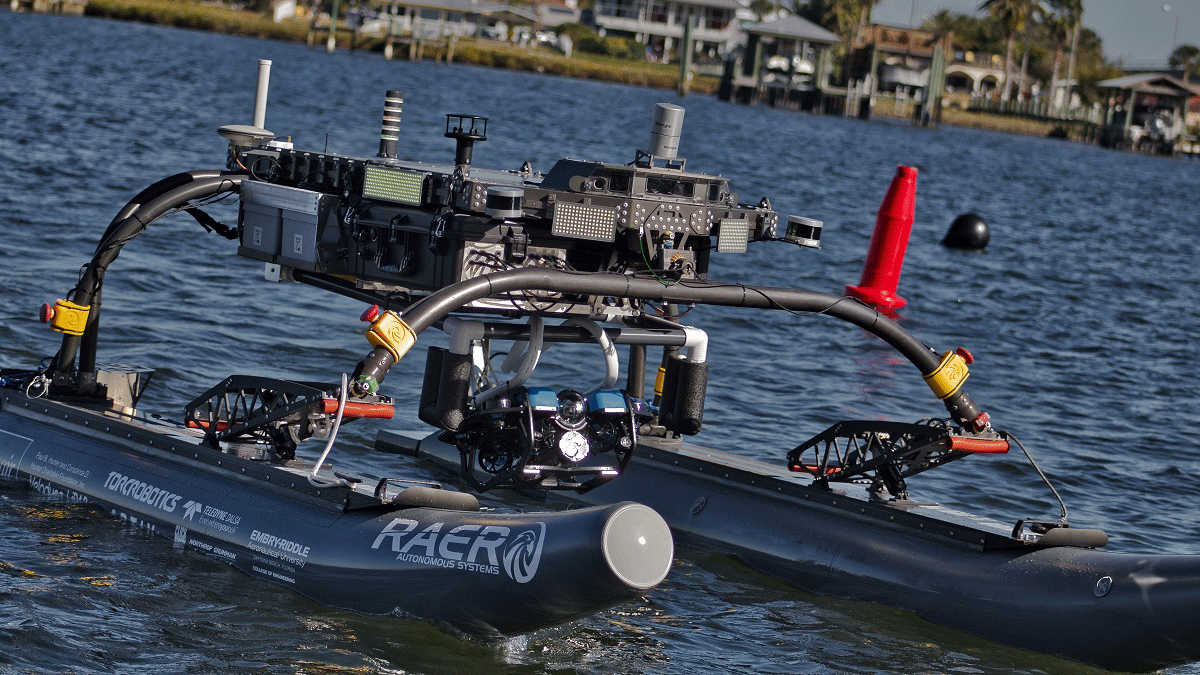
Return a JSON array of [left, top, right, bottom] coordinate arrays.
[[0, 391, 673, 636], [384, 430, 1200, 672]]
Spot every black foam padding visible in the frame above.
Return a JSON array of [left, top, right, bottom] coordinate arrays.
[[390, 485, 479, 511], [1037, 527, 1109, 549], [435, 351, 473, 431], [670, 357, 708, 435], [417, 345, 446, 426]]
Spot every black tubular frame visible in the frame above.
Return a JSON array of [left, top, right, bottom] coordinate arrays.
[[394, 268, 983, 428], [48, 170, 981, 429], [52, 172, 243, 380]]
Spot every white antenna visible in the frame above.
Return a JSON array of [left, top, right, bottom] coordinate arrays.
[[253, 59, 272, 129]]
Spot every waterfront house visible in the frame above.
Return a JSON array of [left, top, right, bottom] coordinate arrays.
[[847, 24, 952, 95], [1096, 72, 1200, 153], [590, 0, 743, 62], [945, 51, 1006, 98], [718, 15, 841, 110], [366, 0, 538, 40]]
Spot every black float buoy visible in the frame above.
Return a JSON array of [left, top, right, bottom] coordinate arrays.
[[942, 213, 990, 249]]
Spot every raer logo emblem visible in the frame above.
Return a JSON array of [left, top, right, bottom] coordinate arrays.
[[372, 518, 546, 583]]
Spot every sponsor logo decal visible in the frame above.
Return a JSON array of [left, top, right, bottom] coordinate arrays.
[[502, 524, 545, 583], [28, 475, 88, 503], [29, 452, 89, 489], [188, 537, 238, 562], [114, 510, 158, 534], [246, 529, 310, 570], [252, 565, 295, 585], [180, 500, 241, 533], [371, 518, 546, 583], [250, 530, 310, 557], [0, 431, 32, 480], [182, 501, 203, 521], [103, 471, 181, 513]]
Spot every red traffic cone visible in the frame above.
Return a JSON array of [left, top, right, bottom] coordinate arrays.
[[845, 166, 917, 310]]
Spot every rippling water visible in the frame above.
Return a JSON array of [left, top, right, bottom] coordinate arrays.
[[2, 9, 1199, 674]]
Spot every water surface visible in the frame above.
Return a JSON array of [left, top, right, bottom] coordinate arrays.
[[1, 9, 1199, 674]]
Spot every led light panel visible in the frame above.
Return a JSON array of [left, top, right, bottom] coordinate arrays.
[[716, 218, 750, 253], [552, 202, 617, 242], [362, 165, 426, 205]]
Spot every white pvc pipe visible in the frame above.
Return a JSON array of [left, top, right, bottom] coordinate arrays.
[[472, 316, 544, 405], [681, 326, 708, 363], [561, 317, 619, 392], [253, 59, 272, 129], [443, 316, 486, 355]]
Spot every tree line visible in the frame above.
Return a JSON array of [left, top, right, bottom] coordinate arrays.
[[786, 0, 1199, 105]]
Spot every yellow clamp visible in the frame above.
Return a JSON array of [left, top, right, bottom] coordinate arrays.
[[364, 310, 416, 363], [923, 350, 970, 400], [50, 299, 90, 336]]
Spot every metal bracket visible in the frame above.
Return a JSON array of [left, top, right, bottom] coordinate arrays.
[[787, 419, 1008, 498]]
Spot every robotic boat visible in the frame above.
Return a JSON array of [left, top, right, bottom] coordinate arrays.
[[0, 71, 675, 637], [3, 61, 1199, 671]]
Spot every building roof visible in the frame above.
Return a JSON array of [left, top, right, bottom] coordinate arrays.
[[384, 0, 537, 21], [854, 23, 950, 58], [679, 0, 741, 10], [746, 15, 841, 45], [1097, 73, 1200, 97]]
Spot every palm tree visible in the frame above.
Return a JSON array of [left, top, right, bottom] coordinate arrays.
[[1045, 0, 1082, 110], [1059, 0, 1084, 109], [979, 0, 1034, 102], [750, 0, 775, 21], [1169, 44, 1200, 84], [794, 0, 880, 39]]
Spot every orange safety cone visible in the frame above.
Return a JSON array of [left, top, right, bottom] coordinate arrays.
[[845, 166, 917, 310]]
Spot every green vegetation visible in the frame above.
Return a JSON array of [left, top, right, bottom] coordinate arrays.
[[82, 0, 717, 93], [1170, 44, 1200, 83], [86, 0, 310, 41], [792, 0, 1126, 104], [453, 41, 717, 92], [793, 0, 876, 40], [920, 1, 1121, 104], [77, 0, 1188, 140], [556, 22, 644, 60]]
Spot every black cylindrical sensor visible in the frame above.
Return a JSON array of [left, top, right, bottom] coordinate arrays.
[[378, 90, 403, 159], [486, 186, 524, 219], [784, 215, 822, 249], [444, 114, 487, 167]]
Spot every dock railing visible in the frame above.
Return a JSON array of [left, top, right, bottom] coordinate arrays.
[[967, 94, 1101, 124]]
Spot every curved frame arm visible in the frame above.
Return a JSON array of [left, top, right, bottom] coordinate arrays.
[[398, 268, 984, 429], [52, 173, 244, 380]]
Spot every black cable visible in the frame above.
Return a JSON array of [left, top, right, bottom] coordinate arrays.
[[1001, 430, 1069, 524], [247, 155, 282, 182]]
